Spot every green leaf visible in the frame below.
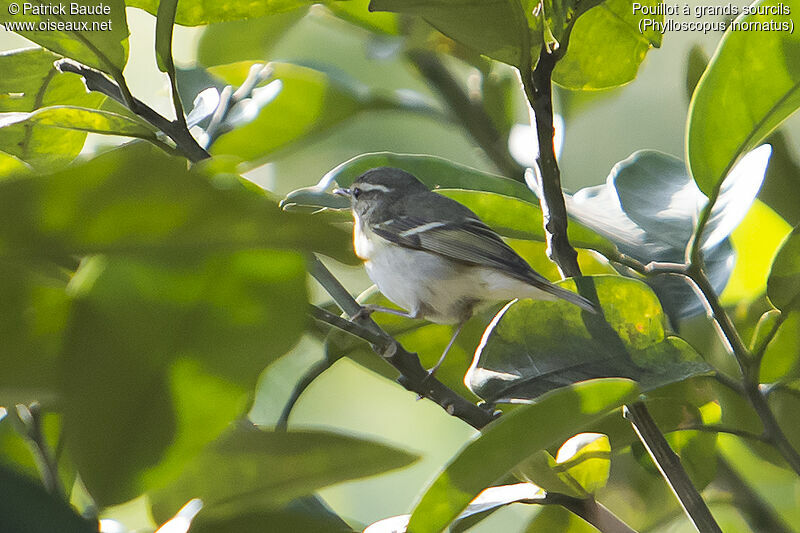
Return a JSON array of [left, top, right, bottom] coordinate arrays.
[[467, 276, 711, 403], [760, 312, 800, 384], [208, 62, 363, 162], [0, 48, 104, 169], [295, 151, 535, 203], [368, 0, 540, 68], [768, 225, 800, 312], [0, 143, 356, 264], [2, 105, 159, 140], [553, 0, 662, 90], [0, 0, 129, 74], [0, 260, 69, 405], [552, 433, 611, 495], [406, 378, 639, 533], [0, 464, 97, 533], [524, 506, 596, 533], [150, 428, 418, 523], [60, 252, 305, 505], [197, 8, 308, 67], [127, 0, 319, 25], [687, 0, 800, 194], [189, 495, 356, 532], [155, 0, 179, 74], [328, 0, 400, 35]]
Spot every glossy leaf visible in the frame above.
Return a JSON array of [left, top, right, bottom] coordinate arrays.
[[406, 378, 639, 533], [126, 0, 318, 24], [467, 276, 711, 403], [768, 225, 800, 312], [0, 0, 129, 74], [1, 106, 159, 140], [0, 464, 97, 533], [197, 8, 308, 67], [208, 62, 363, 162], [568, 146, 770, 318], [0, 48, 104, 169], [687, 0, 800, 194], [368, 0, 539, 68], [150, 428, 419, 522], [553, 0, 661, 89]]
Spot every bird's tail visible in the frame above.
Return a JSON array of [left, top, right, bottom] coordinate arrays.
[[538, 281, 599, 314]]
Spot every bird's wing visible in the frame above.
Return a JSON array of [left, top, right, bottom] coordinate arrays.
[[371, 215, 550, 286]]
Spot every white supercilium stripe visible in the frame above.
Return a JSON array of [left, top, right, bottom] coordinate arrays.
[[356, 183, 392, 193]]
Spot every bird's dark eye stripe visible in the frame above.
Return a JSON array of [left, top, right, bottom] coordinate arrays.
[[352, 187, 362, 198]]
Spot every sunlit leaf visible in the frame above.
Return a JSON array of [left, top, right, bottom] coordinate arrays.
[[524, 505, 596, 532], [329, 0, 400, 34], [0, 48, 104, 168], [127, 0, 318, 24], [553, 0, 662, 89], [760, 313, 800, 384], [687, 0, 800, 194], [150, 428, 419, 523], [467, 276, 711, 403], [0, 0, 129, 74], [552, 433, 611, 495], [406, 378, 639, 533], [1, 105, 158, 140]]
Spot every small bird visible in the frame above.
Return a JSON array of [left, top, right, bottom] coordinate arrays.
[[335, 167, 596, 374]]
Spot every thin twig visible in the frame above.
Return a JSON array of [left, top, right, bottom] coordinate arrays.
[[624, 402, 722, 533], [679, 424, 767, 443], [55, 59, 210, 162], [309, 256, 498, 430], [405, 50, 525, 180], [275, 356, 331, 431]]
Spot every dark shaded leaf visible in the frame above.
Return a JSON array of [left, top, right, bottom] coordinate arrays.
[[467, 276, 711, 403], [0, 464, 98, 533]]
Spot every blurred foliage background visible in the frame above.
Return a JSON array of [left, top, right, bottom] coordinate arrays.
[[1, 0, 800, 532]]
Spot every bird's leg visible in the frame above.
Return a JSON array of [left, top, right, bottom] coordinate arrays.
[[352, 304, 418, 321], [426, 320, 466, 379]]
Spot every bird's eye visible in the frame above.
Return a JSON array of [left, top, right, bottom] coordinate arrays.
[[352, 187, 362, 199]]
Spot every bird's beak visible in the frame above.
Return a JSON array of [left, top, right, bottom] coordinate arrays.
[[333, 187, 351, 197]]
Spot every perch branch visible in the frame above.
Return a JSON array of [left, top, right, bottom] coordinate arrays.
[[308, 256, 498, 430]]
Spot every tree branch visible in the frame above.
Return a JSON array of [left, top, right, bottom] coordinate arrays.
[[308, 256, 498, 430], [534, 493, 637, 533], [406, 50, 525, 180], [624, 402, 722, 533], [55, 59, 210, 163]]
